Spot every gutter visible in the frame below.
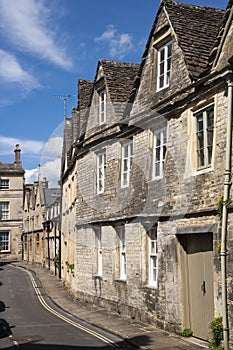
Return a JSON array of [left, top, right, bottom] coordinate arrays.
[[220, 66, 233, 350]]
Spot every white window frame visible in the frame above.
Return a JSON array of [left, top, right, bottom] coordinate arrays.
[[121, 141, 133, 188], [0, 231, 10, 252], [97, 151, 106, 194], [99, 89, 106, 124], [96, 228, 102, 277], [152, 128, 167, 179], [148, 227, 158, 288], [118, 227, 126, 280], [195, 105, 214, 169], [157, 41, 172, 91], [0, 179, 9, 190], [0, 202, 9, 220]]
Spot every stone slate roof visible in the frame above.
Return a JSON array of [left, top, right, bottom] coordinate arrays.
[[0, 161, 24, 174], [209, 0, 233, 68], [99, 60, 140, 102], [43, 187, 60, 206], [78, 60, 139, 139], [164, 0, 225, 79], [78, 79, 94, 112], [124, 0, 226, 117]]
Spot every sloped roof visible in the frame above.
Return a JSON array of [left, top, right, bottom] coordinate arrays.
[[0, 161, 24, 174], [78, 59, 139, 139], [164, 0, 225, 79], [209, 0, 233, 68], [78, 79, 94, 112], [43, 187, 60, 206], [124, 0, 226, 117], [99, 60, 139, 102]]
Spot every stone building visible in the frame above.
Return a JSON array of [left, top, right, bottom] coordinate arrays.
[[61, 79, 94, 290], [23, 177, 60, 273], [61, 0, 233, 345], [0, 145, 24, 260]]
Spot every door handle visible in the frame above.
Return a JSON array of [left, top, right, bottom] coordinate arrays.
[[201, 281, 206, 295]]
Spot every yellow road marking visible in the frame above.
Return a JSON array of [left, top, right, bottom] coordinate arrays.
[[14, 266, 122, 349]]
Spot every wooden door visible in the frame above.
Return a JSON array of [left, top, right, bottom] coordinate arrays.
[[179, 233, 214, 340]]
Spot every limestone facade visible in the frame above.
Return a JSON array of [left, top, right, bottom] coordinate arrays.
[[0, 145, 24, 260], [61, 0, 233, 344]]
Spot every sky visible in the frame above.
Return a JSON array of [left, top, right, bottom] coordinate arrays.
[[0, 0, 229, 187]]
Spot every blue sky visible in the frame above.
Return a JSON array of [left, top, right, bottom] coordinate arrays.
[[0, 0, 228, 187]]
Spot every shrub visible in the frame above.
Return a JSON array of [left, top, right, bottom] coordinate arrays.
[[209, 317, 223, 349], [181, 328, 193, 337]]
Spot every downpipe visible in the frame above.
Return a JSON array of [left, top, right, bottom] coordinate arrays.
[[221, 70, 233, 350]]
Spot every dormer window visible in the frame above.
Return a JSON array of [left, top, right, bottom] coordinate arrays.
[[99, 89, 106, 124], [157, 41, 172, 91]]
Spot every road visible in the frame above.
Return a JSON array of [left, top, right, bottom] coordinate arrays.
[[0, 262, 132, 350]]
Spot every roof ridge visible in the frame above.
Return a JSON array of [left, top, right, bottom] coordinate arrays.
[[99, 59, 139, 66], [163, 0, 224, 11]]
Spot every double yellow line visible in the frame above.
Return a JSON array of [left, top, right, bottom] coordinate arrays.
[[16, 266, 123, 349]]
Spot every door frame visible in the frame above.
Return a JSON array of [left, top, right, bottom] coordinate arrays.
[[176, 224, 216, 340]]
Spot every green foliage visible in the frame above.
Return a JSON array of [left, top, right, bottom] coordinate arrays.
[[217, 195, 232, 218], [65, 261, 74, 272], [216, 242, 221, 254], [53, 253, 60, 265], [208, 317, 223, 349], [181, 328, 193, 337]]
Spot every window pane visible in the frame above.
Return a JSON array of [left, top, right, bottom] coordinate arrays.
[[123, 159, 128, 171], [0, 202, 9, 220], [195, 105, 214, 168], [197, 131, 204, 149], [152, 257, 157, 281], [121, 142, 133, 188], [156, 147, 160, 161], [160, 48, 165, 61], [0, 180, 9, 189], [160, 62, 164, 75], [123, 173, 128, 186], [97, 152, 106, 193], [153, 129, 166, 178], [196, 114, 203, 132], [0, 232, 9, 251], [148, 227, 158, 286], [157, 42, 172, 90]]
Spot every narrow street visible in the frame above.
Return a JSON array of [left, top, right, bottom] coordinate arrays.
[[0, 262, 130, 349]]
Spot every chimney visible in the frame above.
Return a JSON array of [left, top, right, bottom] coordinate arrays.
[[14, 144, 22, 167], [42, 177, 48, 188]]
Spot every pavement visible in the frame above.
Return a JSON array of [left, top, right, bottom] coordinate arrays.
[[12, 261, 209, 350]]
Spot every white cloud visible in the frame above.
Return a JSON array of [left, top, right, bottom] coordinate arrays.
[[95, 25, 134, 59], [25, 135, 63, 187], [0, 0, 72, 70], [0, 136, 44, 156], [0, 49, 40, 90], [95, 25, 116, 41], [25, 157, 61, 188], [40, 157, 61, 188], [24, 168, 39, 184], [42, 136, 63, 159]]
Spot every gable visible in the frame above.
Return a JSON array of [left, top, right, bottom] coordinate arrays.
[[165, 1, 224, 79], [81, 60, 139, 140], [129, 4, 191, 118], [125, 0, 225, 122]]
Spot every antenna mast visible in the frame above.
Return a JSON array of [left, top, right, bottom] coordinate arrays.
[[54, 94, 75, 119]]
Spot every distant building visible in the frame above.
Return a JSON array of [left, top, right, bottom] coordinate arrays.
[[0, 144, 25, 260], [22, 177, 61, 273]]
